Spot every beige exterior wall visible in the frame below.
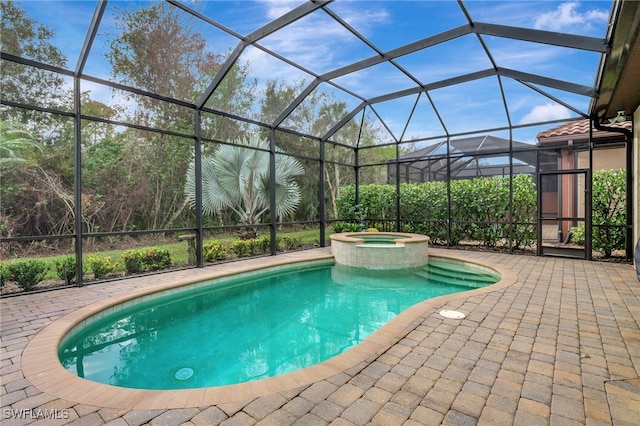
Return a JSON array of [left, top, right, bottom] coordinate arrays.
[[576, 146, 626, 170]]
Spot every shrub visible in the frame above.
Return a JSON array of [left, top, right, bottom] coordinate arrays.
[[344, 223, 362, 232], [281, 236, 302, 251], [366, 228, 379, 232], [203, 240, 227, 262], [331, 222, 345, 233], [591, 169, 626, 257], [570, 225, 586, 245], [570, 169, 626, 257], [0, 265, 10, 288], [5, 259, 48, 291], [55, 256, 79, 284], [145, 247, 171, 271], [122, 249, 145, 274], [87, 255, 117, 280], [229, 239, 251, 258], [255, 236, 270, 254], [121, 247, 172, 274]]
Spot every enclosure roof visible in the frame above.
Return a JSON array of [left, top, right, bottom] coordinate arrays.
[[4, 0, 632, 144], [537, 118, 632, 143], [399, 135, 532, 159]]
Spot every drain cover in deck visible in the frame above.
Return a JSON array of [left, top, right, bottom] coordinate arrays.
[[439, 310, 466, 319]]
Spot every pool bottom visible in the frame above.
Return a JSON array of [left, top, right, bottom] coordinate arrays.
[[22, 249, 516, 410]]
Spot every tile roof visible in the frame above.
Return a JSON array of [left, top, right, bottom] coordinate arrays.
[[537, 119, 632, 142]]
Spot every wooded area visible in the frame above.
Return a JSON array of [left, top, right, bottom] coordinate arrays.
[[0, 1, 393, 251]]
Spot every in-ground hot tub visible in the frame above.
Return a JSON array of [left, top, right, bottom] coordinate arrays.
[[330, 232, 429, 269]]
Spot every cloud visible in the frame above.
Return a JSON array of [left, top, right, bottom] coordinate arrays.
[[533, 2, 609, 33], [519, 103, 571, 124], [259, 0, 305, 20]]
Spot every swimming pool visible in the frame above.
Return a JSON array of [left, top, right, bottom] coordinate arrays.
[[58, 258, 499, 390]]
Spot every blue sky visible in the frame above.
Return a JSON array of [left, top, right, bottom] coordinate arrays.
[[17, 0, 613, 145]]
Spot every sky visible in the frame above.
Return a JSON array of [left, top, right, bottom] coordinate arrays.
[[16, 0, 614, 145]]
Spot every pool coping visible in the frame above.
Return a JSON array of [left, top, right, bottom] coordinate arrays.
[[329, 231, 430, 245], [21, 252, 517, 410]]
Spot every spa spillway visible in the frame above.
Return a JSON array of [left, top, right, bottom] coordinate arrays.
[[330, 232, 429, 269]]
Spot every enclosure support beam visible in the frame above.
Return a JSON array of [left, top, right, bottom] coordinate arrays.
[[319, 137, 326, 247], [73, 77, 83, 286], [194, 110, 204, 267]]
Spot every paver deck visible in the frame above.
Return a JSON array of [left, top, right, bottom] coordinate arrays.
[[1, 248, 639, 425]]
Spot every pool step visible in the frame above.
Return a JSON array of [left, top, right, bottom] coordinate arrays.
[[413, 262, 499, 288], [428, 260, 498, 281]]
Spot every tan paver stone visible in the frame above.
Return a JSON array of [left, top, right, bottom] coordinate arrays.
[[409, 405, 445, 425], [219, 411, 257, 426], [478, 405, 513, 425], [340, 398, 379, 425], [441, 409, 476, 426], [422, 388, 456, 415], [309, 400, 343, 422], [256, 409, 296, 426], [293, 413, 326, 425], [375, 372, 408, 394], [243, 394, 287, 420], [281, 397, 314, 417], [327, 383, 365, 409], [402, 375, 434, 398], [370, 401, 411, 426], [300, 380, 338, 403], [450, 390, 486, 418], [551, 395, 585, 422], [191, 406, 227, 426]]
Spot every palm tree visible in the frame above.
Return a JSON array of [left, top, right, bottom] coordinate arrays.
[[185, 134, 304, 238], [0, 120, 41, 163]]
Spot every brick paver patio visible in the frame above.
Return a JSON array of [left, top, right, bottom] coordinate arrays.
[[1, 248, 639, 425]]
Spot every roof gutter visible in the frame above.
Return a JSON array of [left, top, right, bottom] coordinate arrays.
[[591, 116, 632, 139]]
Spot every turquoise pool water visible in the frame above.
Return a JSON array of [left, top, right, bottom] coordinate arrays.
[[58, 259, 499, 390]]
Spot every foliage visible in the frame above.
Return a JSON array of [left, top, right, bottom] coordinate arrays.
[[0, 121, 42, 164], [572, 169, 626, 257], [0, 265, 10, 288], [55, 256, 79, 284], [281, 236, 302, 251], [228, 237, 270, 258], [5, 259, 48, 291], [366, 228, 379, 232], [203, 240, 227, 262], [185, 134, 304, 239], [121, 247, 172, 274], [510, 174, 537, 249], [344, 223, 363, 232], [570, 225, 585, 245], [337, 175, 538, 249], [86, 255, 118, 280], [331, 222, 345, 233]]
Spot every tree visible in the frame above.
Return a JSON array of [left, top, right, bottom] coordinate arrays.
[[106, 2, 256, 230], [0, 120, 41, 163], [184, 135, 304, 239], [1, 0, 69, 131]]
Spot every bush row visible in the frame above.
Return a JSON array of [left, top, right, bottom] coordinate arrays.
[[0, 246, 173, 292], [0, 236, 308, 292], [336, 175, 537, 249], [202, 236, 303, 262]]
